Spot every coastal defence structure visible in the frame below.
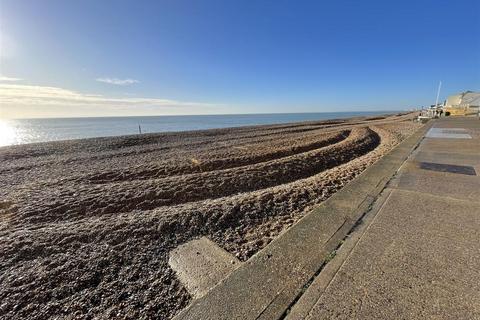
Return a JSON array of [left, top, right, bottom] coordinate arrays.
[[171, 116, 480, 319], [444, 91, 480, 116]]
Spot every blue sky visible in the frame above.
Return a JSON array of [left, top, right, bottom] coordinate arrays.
[[0, 0, 479, 118]]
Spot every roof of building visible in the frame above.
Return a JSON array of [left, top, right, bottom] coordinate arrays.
[[460, 91, 480, 107], [446, 91, 480, 108]]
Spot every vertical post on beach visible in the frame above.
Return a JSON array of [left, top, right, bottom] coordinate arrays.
[[138, 124, 142, 134]]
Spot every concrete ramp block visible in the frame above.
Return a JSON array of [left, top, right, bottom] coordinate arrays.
[[168, 237, 241, 298], [426, 127, 472, 139]]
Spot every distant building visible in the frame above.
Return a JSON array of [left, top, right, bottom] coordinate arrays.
[[444, 91, 480, 115]]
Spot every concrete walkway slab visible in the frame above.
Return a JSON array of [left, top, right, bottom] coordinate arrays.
[[168, 237, 241, 298], [413, 151, 480, 169], [426, 127, 472, 139], [298, 189, 480, 320], [390, 164, 480, 203], [421, 138, 480, 155]]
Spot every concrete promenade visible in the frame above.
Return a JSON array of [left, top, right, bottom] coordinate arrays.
[[287, 117, 480, 319], [174, 117, 479, 319]]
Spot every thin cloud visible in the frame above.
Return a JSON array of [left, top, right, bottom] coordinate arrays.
[[0, 84, 212, 107], [96, 77, 140, 85], [0, 75, 22, 82], [0, 83, 218, 118]]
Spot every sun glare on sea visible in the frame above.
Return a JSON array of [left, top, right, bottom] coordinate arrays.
[[0, 119, 17, 147]]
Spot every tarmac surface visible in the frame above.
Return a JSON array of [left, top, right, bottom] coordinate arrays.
[[288, 117, 480, 319], [173, 117, 480, 319]]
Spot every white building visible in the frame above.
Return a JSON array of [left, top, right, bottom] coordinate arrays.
[[444, 91, 480, 115]]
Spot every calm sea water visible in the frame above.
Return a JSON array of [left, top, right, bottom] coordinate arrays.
[[0, 111, 397, 147]]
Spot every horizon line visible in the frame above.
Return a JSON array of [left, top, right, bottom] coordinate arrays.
[[1, 109, 412, 121]]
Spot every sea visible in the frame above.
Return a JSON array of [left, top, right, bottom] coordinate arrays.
[[0, 111, 399, 147]]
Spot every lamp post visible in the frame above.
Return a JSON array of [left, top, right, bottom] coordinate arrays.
[[435, 81, 442, 107]]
